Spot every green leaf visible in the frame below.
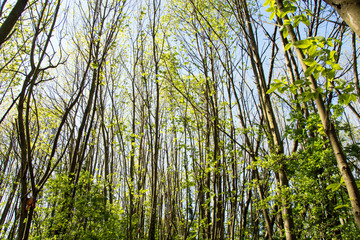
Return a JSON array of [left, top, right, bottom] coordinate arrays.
[[304, 65, 316, 77], [308, 44, 318, 57], [325, 80, 330, 90], [279, 11, 287, 18], [303, 58, 316, 67], [324, 68, 336, 80], [293, 39, 312, 49], [293, 16, 300, 28], [294, 79, 304, 85], [300, 14, 310, 26], [264, 0, 272, 7], [282, 27, 288, 38], [91, 62, 99, 69], [339, 93, 357, 105], [303, 92, 315, 102], [269, 11, 276, 21], [266, 6, 275, 13], [316, 87, 323, 94], [331, 63, 342, 70], [326, 182, 341, 191], [334, 204, 349, 210], [283, 19, 291, 26], [327, 39, 334, 47], [329, 51, 336, 60], [279, 6, 297, 17], [315, 36, 326, 42], [266, 83, 282, 94], [284, 42, 292, 51]]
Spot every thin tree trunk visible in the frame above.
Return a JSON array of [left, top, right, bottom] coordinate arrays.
[[148, 2, 161, 239]]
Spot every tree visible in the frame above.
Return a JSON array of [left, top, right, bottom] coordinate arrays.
[[1, 0, 360, 239]]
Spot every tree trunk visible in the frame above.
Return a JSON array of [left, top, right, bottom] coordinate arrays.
[[148, 2, 161, 239], [0, 0, 29, 47], [323, 0, 360, 36]]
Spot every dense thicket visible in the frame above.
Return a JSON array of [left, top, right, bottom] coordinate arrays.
[[0, 0, 359, 239]]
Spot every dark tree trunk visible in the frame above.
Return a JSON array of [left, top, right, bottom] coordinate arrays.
[[0, 0, 29, 47]]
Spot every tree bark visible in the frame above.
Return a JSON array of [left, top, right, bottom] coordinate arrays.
[[0, 0, 29, 47], [148, 2, 161, 239], [323, 0, 360, 37]]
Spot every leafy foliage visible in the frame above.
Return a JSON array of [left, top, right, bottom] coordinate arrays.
[[31, 172, 127, 240]]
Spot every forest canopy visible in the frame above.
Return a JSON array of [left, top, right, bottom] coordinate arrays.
[[0, 0, 360, 239]]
